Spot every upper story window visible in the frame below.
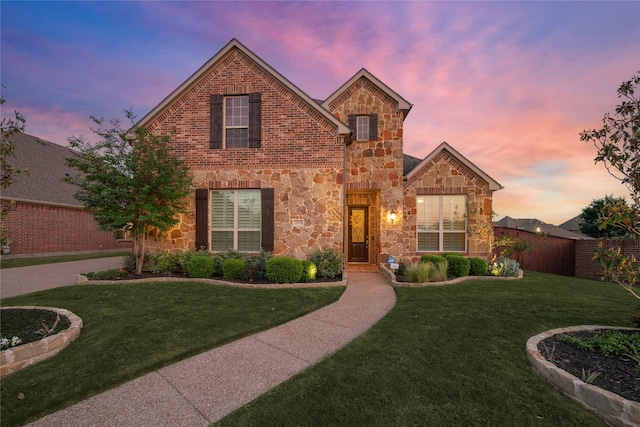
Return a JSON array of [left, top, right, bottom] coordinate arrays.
[[417, 195, 467, 252], [225, 96, 249, 148], [348, 114, 378, 142], [356, 116, 369, 140], [210, 93, 261, 149]]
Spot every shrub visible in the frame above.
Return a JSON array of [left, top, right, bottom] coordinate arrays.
[[222, 258, 245, 280], [212, 250, 243, 276], [149, 252, 180, 275], [308, 247, 343, 279], [241, 250, 273, 280], [490, 257, 520, 277], [186, 255, 214, 278], [300, 260, 317, 282], [177, 249, 210, 273], [266, 256, 303, 283], [122, 253, 138, 273], [443, 254, 470, 277], [468, 257, 488, 276], [407, 262, 432, 283], [419, 254, 446, 265]]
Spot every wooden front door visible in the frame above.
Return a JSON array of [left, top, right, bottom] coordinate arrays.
[[348, 206, 369, 263]]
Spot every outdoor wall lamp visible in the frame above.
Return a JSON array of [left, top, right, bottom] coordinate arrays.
[[389, 210, 397, 225]]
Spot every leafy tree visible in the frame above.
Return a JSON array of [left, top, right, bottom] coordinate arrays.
[[581, 71, 640, 301], [579, 196, 633, 239], [65, 110, 195, 274], [0, 97, 28, 248], [580, 70, 640, 207]]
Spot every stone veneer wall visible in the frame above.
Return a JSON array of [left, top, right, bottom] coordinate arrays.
[[402, 150, 494, 264], [146, 168, 344, 258], [328, 77, 405, 262]]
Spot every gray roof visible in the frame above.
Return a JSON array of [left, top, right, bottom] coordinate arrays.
[[403, 153, 422, 176], [494, 216, 591, 240], [1, 132, 82, 207]]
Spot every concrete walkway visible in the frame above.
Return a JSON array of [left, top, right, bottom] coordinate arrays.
[[14, 267, 395, 426], [1, 256, 125, 298]]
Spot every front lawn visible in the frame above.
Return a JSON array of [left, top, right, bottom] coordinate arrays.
[[0, 282, 344, 426], [217, 272, 637, 426]]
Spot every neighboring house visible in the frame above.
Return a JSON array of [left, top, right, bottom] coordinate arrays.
[[558, 215, 587, 237], [0, 132, 131, 256], [494, 216, 590, 240], [140, 39, 502, 267]]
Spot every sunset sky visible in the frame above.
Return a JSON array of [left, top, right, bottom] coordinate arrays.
[[2, 1, 639, 225]]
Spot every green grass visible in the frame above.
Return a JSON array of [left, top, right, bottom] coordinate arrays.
[[0, 251, 128, 269], [0, 282, 344, 426], [216, 272, 638, 426]]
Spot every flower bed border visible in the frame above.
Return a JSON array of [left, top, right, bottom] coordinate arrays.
[[527, 325, 640, 427], [380, 263, 523, 287], [0, 306, 83, 377]]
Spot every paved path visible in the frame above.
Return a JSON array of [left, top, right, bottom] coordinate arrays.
[[1, 257, 125, 299], [4, 263, 395, 426]]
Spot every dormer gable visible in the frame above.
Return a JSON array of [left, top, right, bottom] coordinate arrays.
[[405, 142, 503, 192], [322, 68, 413, 118]]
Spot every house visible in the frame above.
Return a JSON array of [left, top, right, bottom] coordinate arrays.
[[494, 216, 590, 240], [0, 132, 131, 256], [139, 39, 502, 267]]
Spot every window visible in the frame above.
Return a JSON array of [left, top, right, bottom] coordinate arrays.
[[211, 190, 261, 251], [356, 116, 369, 140], [224, 96, 249, 148], [417, 195, 466, 252], [210, 93, 261, 149]]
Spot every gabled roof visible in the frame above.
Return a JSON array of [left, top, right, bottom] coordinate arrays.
[[1, 132, 82, 207], [136, 38, 350, 136], [405, 142, 503, 191], [494, 216, 591, 240], [322, 68, 413, 117]]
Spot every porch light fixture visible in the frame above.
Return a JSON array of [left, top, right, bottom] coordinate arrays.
[[389, 210, 397, 225]]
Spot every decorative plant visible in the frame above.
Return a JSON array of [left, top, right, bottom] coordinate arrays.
[[35, 313, 60, 338]]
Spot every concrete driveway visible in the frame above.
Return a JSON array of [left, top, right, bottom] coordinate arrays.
[[0, 256, 124, 299]]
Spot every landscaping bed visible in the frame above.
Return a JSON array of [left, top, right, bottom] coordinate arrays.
[[539, 329, 640, 402]]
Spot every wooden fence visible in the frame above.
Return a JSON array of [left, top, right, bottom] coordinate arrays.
[[493, 227, 576, 276]]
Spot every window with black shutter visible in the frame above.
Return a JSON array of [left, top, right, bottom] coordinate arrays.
[[209, 93, 261, 149]]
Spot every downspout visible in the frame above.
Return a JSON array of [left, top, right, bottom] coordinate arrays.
[[343, 135, 347, 267]]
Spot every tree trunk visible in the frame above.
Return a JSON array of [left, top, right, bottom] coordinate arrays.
[[134, 231, 146, 275]]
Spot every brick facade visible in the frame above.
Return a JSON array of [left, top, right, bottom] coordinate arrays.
[[3, 201, 129, 255]]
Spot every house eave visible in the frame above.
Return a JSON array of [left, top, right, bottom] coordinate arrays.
[[136, 38, 350, 137]]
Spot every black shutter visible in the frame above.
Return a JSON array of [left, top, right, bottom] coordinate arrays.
[[249, 92, 261, 148], [261, 188, 274, 252], [210, 94, 223, 149], [195, 189, 209, 250], [348, 114, 356, 143], [369, 114, 378, 140]]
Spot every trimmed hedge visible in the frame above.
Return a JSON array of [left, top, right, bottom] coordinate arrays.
[[443, 254, 470, 277], [186, 255, 215, 278], [266, 256, 303, 284], [222, 258, 245, 280], [469, 257, 488, 276], [301, 260, 317, 282], [419, 254, 447, 265], [308, 247, 343, 279]]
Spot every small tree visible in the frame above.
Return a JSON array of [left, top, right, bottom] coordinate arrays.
[[0, 97, 28, 248], [579, 196, 633, 239], [581, 71, 640, 301], [65, 110, 195, 274]]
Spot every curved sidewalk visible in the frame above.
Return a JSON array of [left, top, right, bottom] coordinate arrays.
[[27, 272, 396, 427]]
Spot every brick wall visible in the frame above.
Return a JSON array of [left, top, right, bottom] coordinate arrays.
[[3, 201, 130, 255], [575, 239, 640, 281]]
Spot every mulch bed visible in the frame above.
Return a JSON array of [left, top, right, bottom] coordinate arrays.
[[539, 329, 639, 402]]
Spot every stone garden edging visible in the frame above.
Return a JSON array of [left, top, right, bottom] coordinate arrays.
[[77, 273, 348, 288], [0, 306, 83, 377], [379, 264, 524, 287], [526, 325, 640, 427]]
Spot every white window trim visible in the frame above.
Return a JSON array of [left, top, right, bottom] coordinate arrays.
[[417, 195, 467, 252], [224, 96, 249, 149], [356, 116, 369, 141], [210, 189, 261, 252]]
